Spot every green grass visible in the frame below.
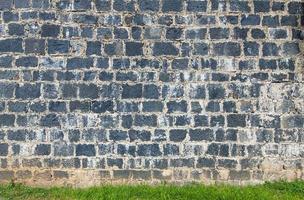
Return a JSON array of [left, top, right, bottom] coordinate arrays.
[[0, 180, 304, 200]]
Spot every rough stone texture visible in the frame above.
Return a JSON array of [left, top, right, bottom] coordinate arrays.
[[0, 0, 303, 186]]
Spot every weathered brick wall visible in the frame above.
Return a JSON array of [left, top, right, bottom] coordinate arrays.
[[0, 0, 303, 186]]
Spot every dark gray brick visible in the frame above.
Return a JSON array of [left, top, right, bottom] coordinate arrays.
[[189, 129, 213, 141], [227, 114, 246, 127], [58, 157, 78, 168], [68, 130, 80, 143], [193, 43, 208, 55], [241, 15, 260, 26], [113, 0, 135, 12], [0, 114, 15, 126], [104, 42, 124, 56], [39, 12, 55, 21], [32, 0, 49, 8], [172, 58, 189, 70], [3, 11, 19, 22], [0, 0, 13, 10], [131, 27, 142, 40], [7, 130, 28, 141], [8, 23, 24, 36], [169, 129, 187, 142], [233, 27, 248, 40], [53, 143, 76, 157], [262, 16, 279, 27], [109, 130, 128, 141], [269, 29, 287, 39], [125, 42, 143, 56], [48, 39, 70, 54], [79, 84, 99, 99], [281, 16, 298, 26], [67, 58, 93, 70], [142, 101, 163, 112], [95, 0, 111, 11], [170, 158, 194, 168], [40, 114, 60, 127], [96, 57, 109, 69], [163, 144, 180, 156], [218, 159, 237, 168], [251, 29, 265, 39], [25, 39, 45, 55], [167, 100, 187, 113], [0, 83, 15, 98], [43, 84, 58, 99], [230, 1, 250, 12], [262, 43, 279, 56], [107, 158, 123, 169], [74, 0, 91, 10], [210, 28, 229, 39], [194, 115, 208, 127], [143, 84, 159, 99], [137, 144, 161, 156], [134, 115, 157, 127], [244, 42, 259, 56], [122, 115, 133, 129], [41, 24, 60, 37], [288, 2, 304, 14], [219, 144, 229, 157], [283, 115, 304, 128], [0, 143, 8, 156], [166, 28, 183, 40], [259, 59, 277, 70], [35, 144, 51, 155], [153, 42, 179, 56], [61, 84, 77, 98], [20, 12, 38, 20], [253, 1, 270, 13], [187, 1, 207, 12], [197, 157, 215, 168], [15, 0, 30, 8], [206, 143, 219, 155], [185, 28, 206, 39], [282, 42, 300, 56], [86, 41, 101, 56], [0, 39, 23, 53], [8, 102, 27, 112], [72, 14, 98, 24], [70, 101, 90, 112], [129, 130, 151, 142], [122, 84, 142, 99], [213, 42, 241, 56], [16, 56, 38, 67], [273, 2, 284, 11], [139, 0, 159, 11], [162, 0, 183, 12], [15, 83, 41, 99], [76, 144, 96, 157], [208, 84, 226, 99], [190, 84, 206, 99], [91, 101, 114, 113], [114, 27, 128, 39], [223, 101, 236, 113], [49, 101, 66, 112], [0, 56, 12, 68]]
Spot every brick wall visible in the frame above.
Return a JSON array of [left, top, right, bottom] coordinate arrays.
[[0, 0, 303, 186]]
